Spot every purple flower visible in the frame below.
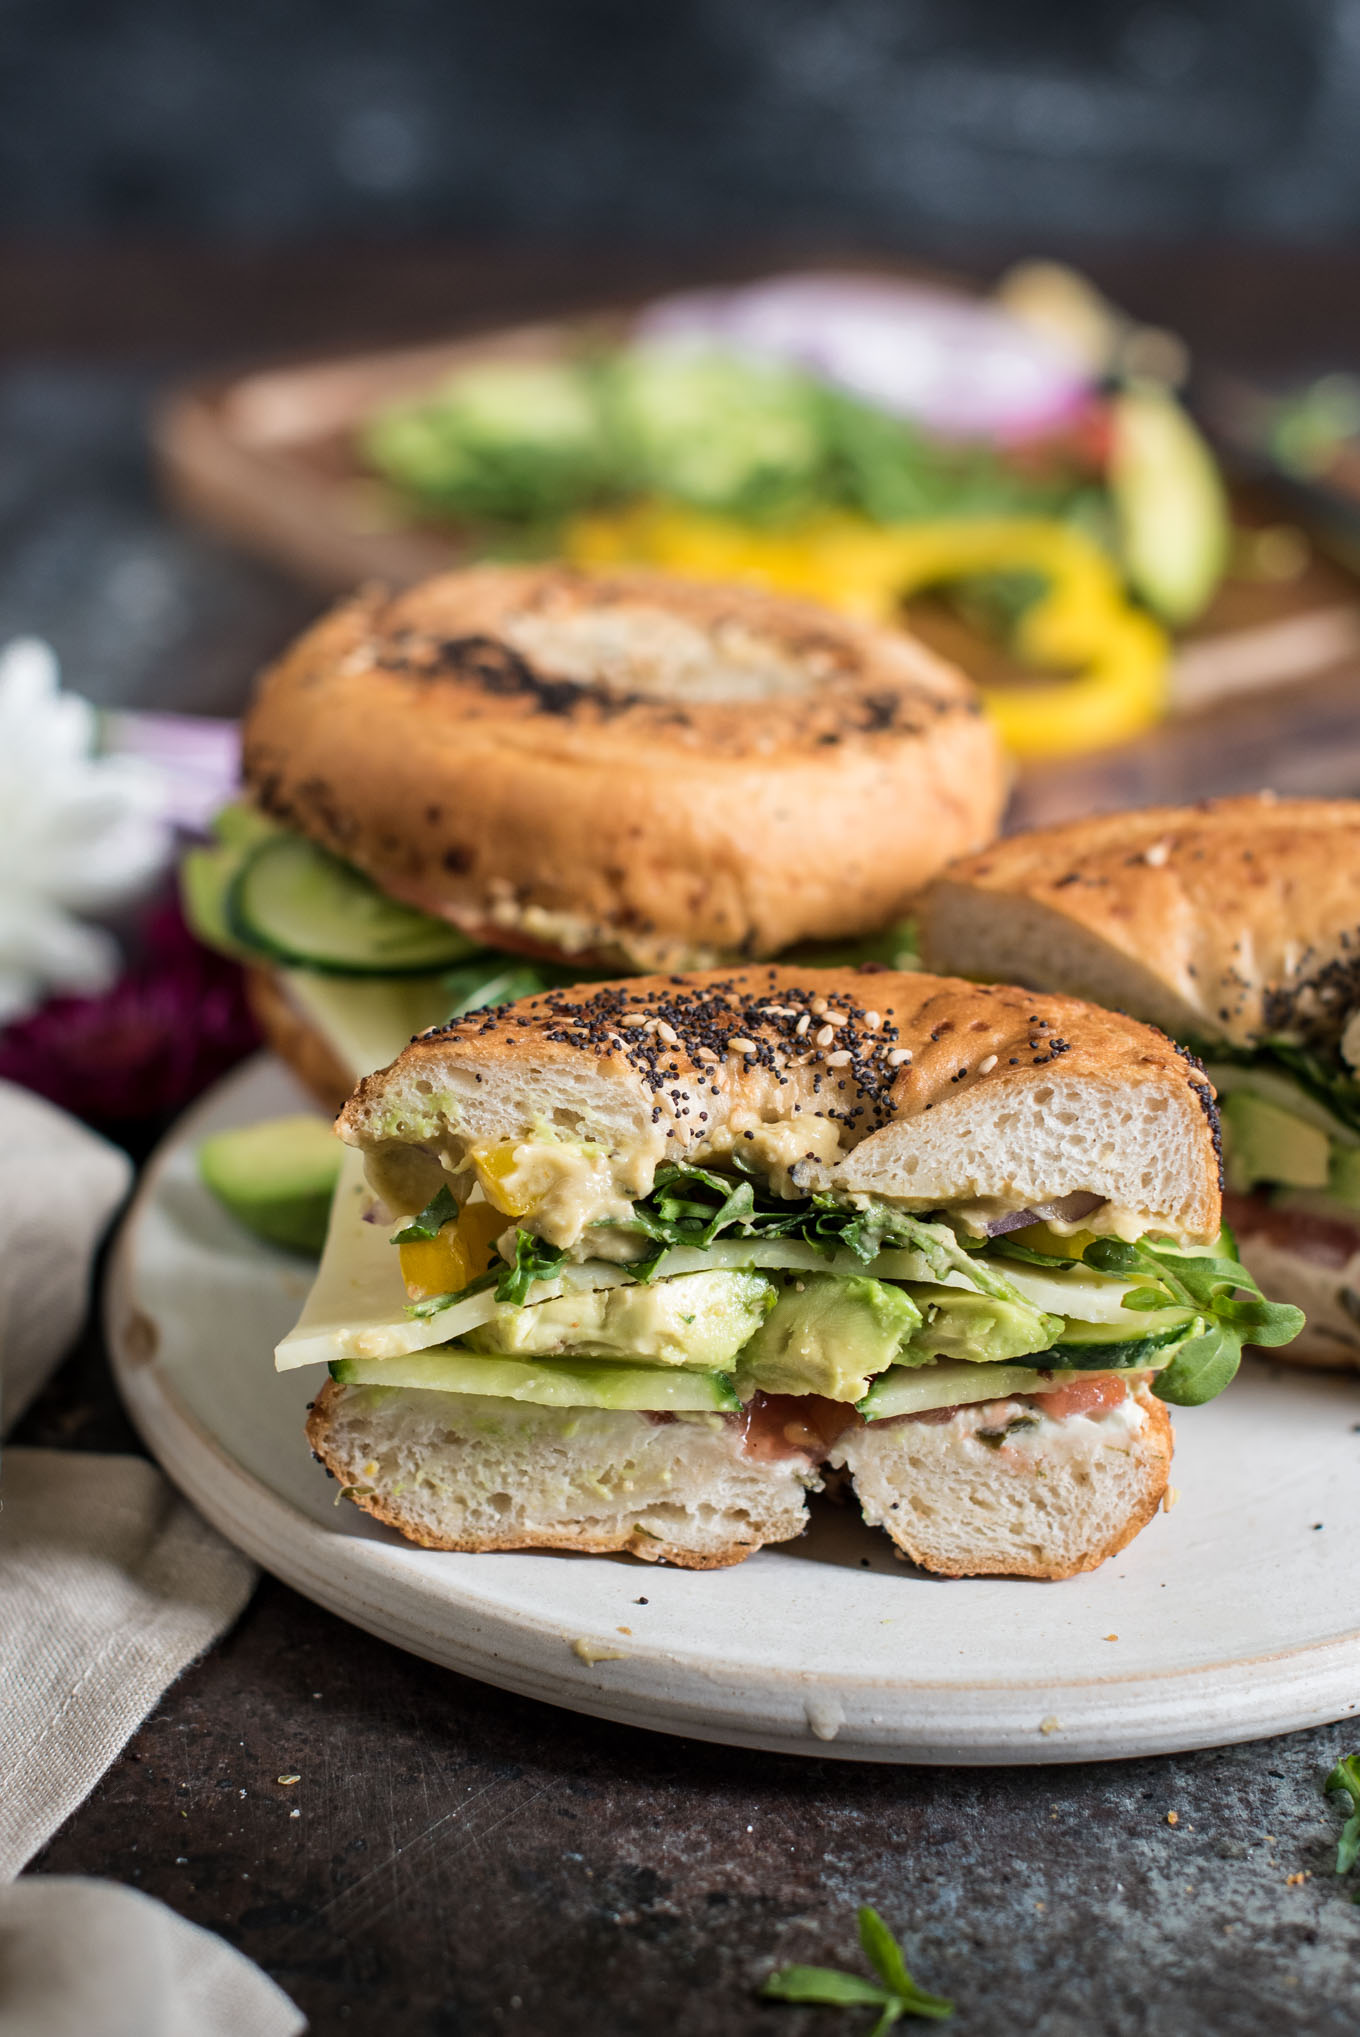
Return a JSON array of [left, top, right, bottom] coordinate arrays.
[[0, 891, 259, 1136]]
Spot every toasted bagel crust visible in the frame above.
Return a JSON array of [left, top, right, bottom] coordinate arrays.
[[242, 564, 1006, 970], [338, 965, 1223, 1242], [922, 795, 1360, 1052]]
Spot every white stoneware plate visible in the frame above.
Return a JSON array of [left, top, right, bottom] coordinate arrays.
[[108, 1054, 1360, 1765]]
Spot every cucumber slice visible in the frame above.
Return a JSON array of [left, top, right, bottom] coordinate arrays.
[[329, 1348, 741, 1411], [228, 834, 481, 976], [1046, 1314, 1198, 1370], [858, 1359, 1083, 1422]]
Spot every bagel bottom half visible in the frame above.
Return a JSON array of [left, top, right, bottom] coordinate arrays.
[[306, 1378, 1172, 1580]]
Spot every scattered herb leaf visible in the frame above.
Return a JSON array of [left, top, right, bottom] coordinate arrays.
[[1326, 1754, 1360, 1895], [762, 1907, 954, 2031]]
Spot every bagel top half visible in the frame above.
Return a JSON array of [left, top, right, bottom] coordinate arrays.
[[922, 794, 1360, 1054], [242, 564, 1007, 972], [338, 965, 1223, 1246]]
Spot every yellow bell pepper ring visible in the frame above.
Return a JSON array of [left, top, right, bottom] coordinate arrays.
[[566, 503, 1170, 760]]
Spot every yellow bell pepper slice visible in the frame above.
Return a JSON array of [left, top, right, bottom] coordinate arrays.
[[470, 1141, 538, 1217], [567, 502, 1169, 760], [399, 1200, 507, 1300]]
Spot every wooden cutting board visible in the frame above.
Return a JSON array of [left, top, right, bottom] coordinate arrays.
[[153, 283, 1360, 815]]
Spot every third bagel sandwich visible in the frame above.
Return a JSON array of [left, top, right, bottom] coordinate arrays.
[[920, 794, 1358, 1369], [279, 965, 1301, 1579]]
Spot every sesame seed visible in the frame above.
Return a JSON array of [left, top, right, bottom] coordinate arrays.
[[822, 1010, 847, 1027], [977, 1054, 997, 1074], [655, 1021, 679, 1046], [888, 1047, 912, 1067], [695, 1047, 719, 1064], [795, 1013, 811, 1036], [815, 1024, 835, 1047], [1144, 841, 1170, 868], [728, 1037, 758, 1055], [811, 997, 829, 1016], [826, 1050, 852, 1068], [620, 1014, 647, 1028], [864, 1011, 881, 1030]]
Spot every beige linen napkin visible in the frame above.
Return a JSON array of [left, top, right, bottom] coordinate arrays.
[[0, 1878, 304, 2037], [0, 1079, 302, 2032], [0, 1078, 131, 1431]]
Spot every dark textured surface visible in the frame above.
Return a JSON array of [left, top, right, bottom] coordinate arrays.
[[22, 1552, 1360, 2037], [7, 242, 1360, 2035]]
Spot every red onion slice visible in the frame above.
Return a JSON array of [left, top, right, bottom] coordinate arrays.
[[982, 1192, 1105, 1238], [637, 271, 1092, 442]]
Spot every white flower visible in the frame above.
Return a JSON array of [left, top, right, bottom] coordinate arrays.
[[0, 638, 172, 1024]]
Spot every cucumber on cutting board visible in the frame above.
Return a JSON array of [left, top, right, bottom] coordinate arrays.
[[227, 834, 480, 976], [1109, 380, 1229, 626]]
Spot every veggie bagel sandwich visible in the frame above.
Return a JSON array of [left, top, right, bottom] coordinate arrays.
[[280, 966, 1300, 1578], [920, 794, 1357, 1369], [184, 563, 1005, 1106]]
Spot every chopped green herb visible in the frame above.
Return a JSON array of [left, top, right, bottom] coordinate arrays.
[[1326, 1754, 1360, 1896], [392, 1185, 459, 1244], [762, 1906, 954, 2031]]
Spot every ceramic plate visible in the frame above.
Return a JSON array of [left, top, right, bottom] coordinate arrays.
[[108, 1055, 1360, 1764]]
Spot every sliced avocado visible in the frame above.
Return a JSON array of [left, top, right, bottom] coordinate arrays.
[[733, 1273, 920, 1402], [198, 1115, 343, 1255], [464, 1268, 773, 1369], [1221, 1090, 1330, 1192], [898, 1286, 1062, 1368], [329, 1349, 741, 1412], [1330, 1144, 1360, 1210], [1109, 380, 1229, 625]]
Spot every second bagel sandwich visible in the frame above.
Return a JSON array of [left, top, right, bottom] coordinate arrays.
[[184, 564, 1006, 1105], [279, 966, 1301, 1578]]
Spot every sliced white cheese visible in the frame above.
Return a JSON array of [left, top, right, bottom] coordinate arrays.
[[281, 968, 456, 1085], [276, 1175, 1007, 1373]]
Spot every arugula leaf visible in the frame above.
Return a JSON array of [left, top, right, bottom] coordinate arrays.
[[1152, 1325, 1243, 1407], [438, 955, 615, 1019], [1326, 1754, 1360, 1892], [762, 1908, 953, 2030], [611, 1163, 1022, 1304], [493, 1230, 569, 1307], [1074, 1233, 1304, 1402], [392, 1184, 459, 1244]]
